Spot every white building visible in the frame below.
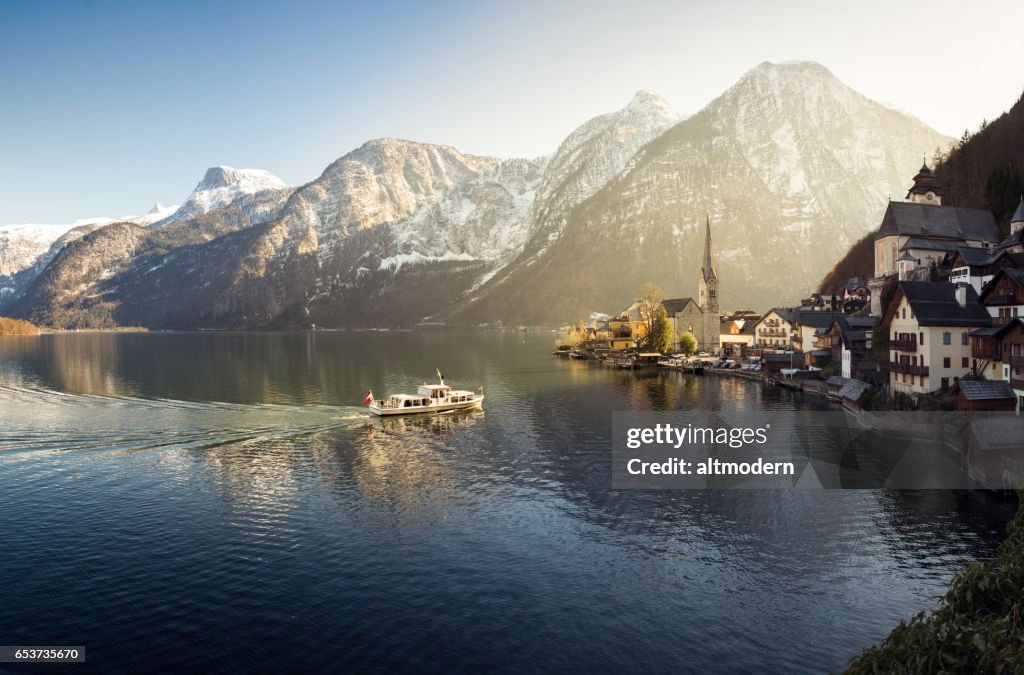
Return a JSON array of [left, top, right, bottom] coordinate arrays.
[[886, 281, 991, 395]]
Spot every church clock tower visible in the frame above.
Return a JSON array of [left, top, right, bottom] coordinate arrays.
[[697, 215, 720, 353]]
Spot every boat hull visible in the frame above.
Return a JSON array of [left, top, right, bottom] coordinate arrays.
[[368, 396, 484, 417]]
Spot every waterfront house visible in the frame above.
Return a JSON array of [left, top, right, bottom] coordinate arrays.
[[956, 379, 1018, 412], [594, 314, 634, 350], [965, 417, 1024, 489], [969, 318, 1024, 410], [825, 315, 876, 380], [885, 281, 991, 395], [719, 311, 759, 357], [762, 352, 800, 376], [753, 309, 797, 351]]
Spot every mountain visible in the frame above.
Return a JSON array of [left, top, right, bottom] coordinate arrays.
[[0, 166, 287, 314], [8, 62, 952, 329], [155, 166, 288, 226], [448, 61, 951, 325]]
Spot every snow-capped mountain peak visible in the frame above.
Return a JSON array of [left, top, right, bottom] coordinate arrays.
[[156, 166, 289, 226]]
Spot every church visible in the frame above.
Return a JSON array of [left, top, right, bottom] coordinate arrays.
[[661, 217, 721, 353]]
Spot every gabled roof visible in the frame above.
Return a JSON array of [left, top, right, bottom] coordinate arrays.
[[833, 315, 874, 348], [662, 297, 699, 317], [952, 246, 1003, 267], [759, 307, 796, 325], [796, 310, 842, 330], [959, 379, 1016, 401], [877, 202, 1000, 242], [892, 281, 991, 327], [978, 268, 1024, 304]]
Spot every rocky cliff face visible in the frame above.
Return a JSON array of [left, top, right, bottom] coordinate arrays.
[[8, 62, 952, 329]]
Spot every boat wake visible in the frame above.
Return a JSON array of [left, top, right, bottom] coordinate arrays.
[[0, 385, 370, 457]]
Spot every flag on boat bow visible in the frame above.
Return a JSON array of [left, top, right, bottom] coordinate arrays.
[[363, 390, 374, 404]]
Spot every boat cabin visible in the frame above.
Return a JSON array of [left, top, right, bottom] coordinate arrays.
[[388, 394, 431, 409]]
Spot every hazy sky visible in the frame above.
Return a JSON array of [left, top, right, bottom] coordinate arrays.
[[2, 0, 1022, 225]]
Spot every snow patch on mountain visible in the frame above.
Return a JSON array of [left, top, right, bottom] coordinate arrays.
[[156, 166, 288, 226]]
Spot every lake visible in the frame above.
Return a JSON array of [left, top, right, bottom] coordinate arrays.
[[0, 331, 1014, 673]]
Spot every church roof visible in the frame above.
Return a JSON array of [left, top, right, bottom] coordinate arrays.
[[877, 201, 1000, 242], [900, 237, 962, 252], [662, 297, 699, 317]]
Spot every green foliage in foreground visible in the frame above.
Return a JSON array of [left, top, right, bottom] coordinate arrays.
[[845, 491, 1024, 673], [0, 316, 40, 335], [677, 331, 698, 356]]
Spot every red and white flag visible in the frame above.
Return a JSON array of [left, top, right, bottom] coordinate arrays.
[[363, 390, 374, 404]]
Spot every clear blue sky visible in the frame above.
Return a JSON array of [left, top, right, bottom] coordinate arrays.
[[2, 0, 1022, 224]]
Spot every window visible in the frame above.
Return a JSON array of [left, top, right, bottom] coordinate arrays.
[[943, 332, 951, 345], [962, 333, 969, 346], [902, 308, 906, 319], [962, 357, 969, 368], [920, 332, 924, 345], [943, 357, 951, 368]]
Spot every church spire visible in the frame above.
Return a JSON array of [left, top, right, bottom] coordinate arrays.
[[702, 214, 717, 281]]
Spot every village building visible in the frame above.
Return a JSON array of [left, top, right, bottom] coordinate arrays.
[[886, 281, 991, 395], [957, 379, 1018, 412], [978, 267, 1024, 326], [969, 318, 1024, 409], [719, 311, 759, 357], [947, 247, 1021, 295], [869, 163, 1001, 314], [753, 308, 797, 351], [795, 310, 842, 354], [822, 315, 876, 380]]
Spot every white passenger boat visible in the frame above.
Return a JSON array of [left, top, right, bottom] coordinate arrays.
[[366, 372, 484, 416]]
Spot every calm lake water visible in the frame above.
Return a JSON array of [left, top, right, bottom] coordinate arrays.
[[0, 332, 1015, 673]]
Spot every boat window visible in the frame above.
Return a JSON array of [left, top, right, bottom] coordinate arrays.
[[404, 400, 411, 407]]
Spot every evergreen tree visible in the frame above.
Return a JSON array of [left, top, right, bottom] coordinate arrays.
[[646, 307, 672, 354]]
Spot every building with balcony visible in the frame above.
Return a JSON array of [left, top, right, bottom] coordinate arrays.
[[969, 318, 1024, 410], [752, 308, 797, 351], [946, 246, 1021, 295], [884, 281, 991, 395]]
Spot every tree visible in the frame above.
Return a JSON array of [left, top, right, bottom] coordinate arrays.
[[678, 331, 698, 356], [646, 307, 672, 353], [634, 282, 665, 348]]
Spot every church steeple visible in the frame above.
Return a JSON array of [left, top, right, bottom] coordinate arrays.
[[702, 214, 717, 281], [696, 213, 720, 354], [905, 159, 944, 204]]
